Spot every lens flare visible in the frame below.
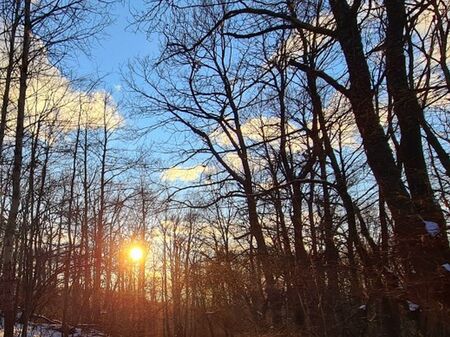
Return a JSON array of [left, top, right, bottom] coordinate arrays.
[[129, 246, 144, 262]]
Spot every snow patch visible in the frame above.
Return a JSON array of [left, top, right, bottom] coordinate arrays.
[[424, 221, 440, 237], [407, 300, 420, 312], [0, 318, 108, 337], [442, 263, 450, 272]]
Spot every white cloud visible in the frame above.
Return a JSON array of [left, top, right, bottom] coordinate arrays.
[[0, 19, 123, 138], [162, 165, 209, 182]]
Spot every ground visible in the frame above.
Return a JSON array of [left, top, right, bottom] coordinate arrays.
[[0, 318, 107, 337]]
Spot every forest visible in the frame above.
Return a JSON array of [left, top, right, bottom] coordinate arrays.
[[0, 0, 449, 336]]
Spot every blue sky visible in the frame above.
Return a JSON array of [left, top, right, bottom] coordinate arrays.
[[66, 1, 171, 154], [70, 1, 155, 96]]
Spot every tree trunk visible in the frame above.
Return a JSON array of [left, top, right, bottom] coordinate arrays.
[[1, 2, 32, 336], [0, 0, 20, 154], [62, 110, 81, 337], [385, 0, 445, 227], [93, 97, 109, 321], [329, 0, 450, 311]]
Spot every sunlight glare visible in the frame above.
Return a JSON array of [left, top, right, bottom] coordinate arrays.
[[129, 246, 144, 262]]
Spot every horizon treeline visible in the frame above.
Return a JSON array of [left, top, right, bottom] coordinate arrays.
[[1, 1, 450, 337]]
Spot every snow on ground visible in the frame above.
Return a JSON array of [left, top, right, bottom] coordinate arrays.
[[0, 317, 107, 337]]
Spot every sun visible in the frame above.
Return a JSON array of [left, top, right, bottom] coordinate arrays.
[[129, 246, 144, 262]]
